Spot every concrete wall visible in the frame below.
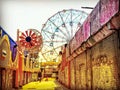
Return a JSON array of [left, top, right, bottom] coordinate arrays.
[[69, 31, 120, 89], [70, 59, 75, 90], [75, 52, 87, 90]]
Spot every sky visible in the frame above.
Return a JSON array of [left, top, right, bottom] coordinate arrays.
[[0, 0, 99, 41]]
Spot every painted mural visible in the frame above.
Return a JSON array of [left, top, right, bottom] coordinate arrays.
[[100, 0, 119, 25], [0, 27, 17, 64], [0, 26, 18, 90]]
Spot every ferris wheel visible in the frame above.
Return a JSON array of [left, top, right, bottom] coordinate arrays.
[[41, 9, 88, 61]]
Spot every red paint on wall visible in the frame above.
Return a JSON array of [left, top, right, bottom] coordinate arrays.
[[68, 61, 71, 89], [15, 69, 19, 88], [19, 54, 23, 86]]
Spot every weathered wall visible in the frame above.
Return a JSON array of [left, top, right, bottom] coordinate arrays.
[[75, 52, 87, 90], [71, 31, 120, 89], [70, 59, 75, 90], [64, 66, 69, 87], [91, 31, 119, 89]]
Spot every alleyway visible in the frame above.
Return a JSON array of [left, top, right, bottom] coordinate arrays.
[[0, 0, 120, 90], [22, 78, 70, 90]]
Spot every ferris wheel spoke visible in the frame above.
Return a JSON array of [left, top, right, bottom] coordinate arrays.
[[59, 12, 71, 39], [42, 44, 63, 55], [70, 10, 73, 38], [48, 19, 69, 38], [43, 31, 52, 41], [52, 47, 61, 56], [72, 14, 81, 21], [42, 29, 67, 40], [64, 11, 71, 22], [41, 54, 49, 62]]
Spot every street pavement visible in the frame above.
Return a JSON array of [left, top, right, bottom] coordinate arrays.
[[21, 78, 70, 90]]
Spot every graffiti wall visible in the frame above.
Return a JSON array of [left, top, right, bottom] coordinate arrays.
[[100, 0, 119, 25], [90, 1, 101, 35], [78, 31, 119, 89], [69, 0, 119, 54]]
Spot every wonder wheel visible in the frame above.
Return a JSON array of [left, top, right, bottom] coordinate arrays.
[[41, 9, 88, 62]]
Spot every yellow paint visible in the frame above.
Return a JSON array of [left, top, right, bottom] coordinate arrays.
[[0, 34, 18, 68], [0, 35, 11, 67], [93, 64, 117, 89], [22, 78, 58, 90]]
